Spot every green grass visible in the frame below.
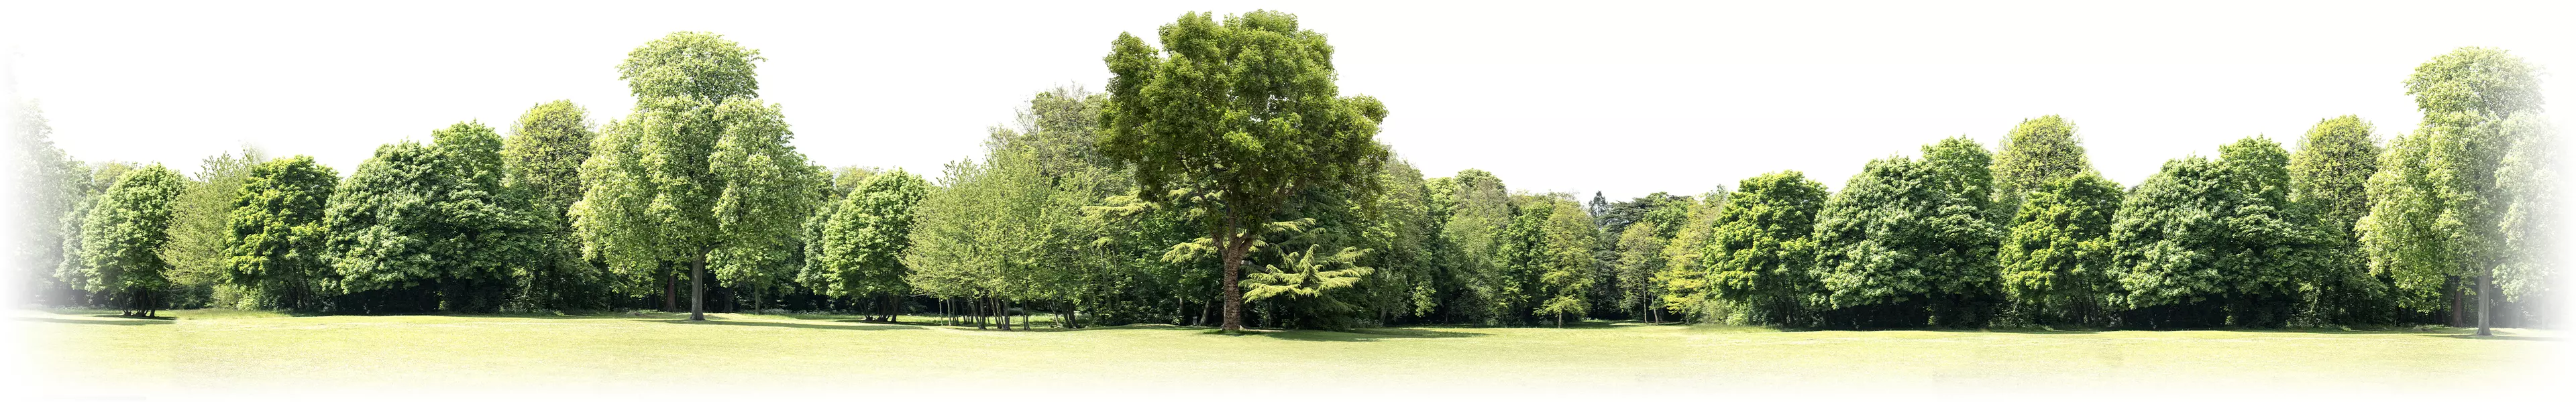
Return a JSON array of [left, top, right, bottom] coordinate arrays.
[[15, 309, 2559, 396]]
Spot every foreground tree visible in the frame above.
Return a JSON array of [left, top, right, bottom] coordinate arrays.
[[1697, 172, 1829, 325], [325, 122, 537, 312], [575, 32, 822, 320], [76, 164, 189, 316], [1812, 138, 2002, 328], [2362, 47, 2545, 334], [1995, 172, 2122, 326], [1099, 11, 1391, 333], [221, 156, 339, 311]]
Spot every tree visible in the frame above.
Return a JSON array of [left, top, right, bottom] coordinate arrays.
[[1811, 137, 2002, 328], [1099, 11, 1393, 333], [1507, 194, 1597, 327], [2362, 47, 2544, 334], [2493, 112, 2556, 324], [325, 123, 537, 312], [221, 155, 339, 311], [76, 164, 189, 316], [54, 161, 140, 306], [1698, 172, 1828, 326], [9, 101, 93, 306], [1612, 223, 1666, 322], [2287, 116, 2388, 324], [804, 170, 930, 320], [1992, 115, 2093, 220], [575, 32, 822, 320], [1996, 172, 2122, 326], [161, 147, 262, 309], [1436, 170, 1512, 324], [1653, 187, 1727, 322], [2108, 138, 2313, 328], [505, 100, 606, 310]]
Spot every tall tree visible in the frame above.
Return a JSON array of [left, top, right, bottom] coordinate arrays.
[[1811, 137, 2002, 328], [54, 161, 140, 306], [9, 101, 93, 306], [2287, 116, 2388, 324], [1436, 170, 1512, 324], [1653, 187, 1727, 321], [325, 123, 537, 312], [76, 164, 189, 316], [2362, 47, 2544, 335], [161, 147, 262, 309], [1996, 172, 2122, 326], [2110, 138, 2313, 328], [221, 155, 339, 311], [574, 32, 822, 320], [804, 170, 930, 320], [1099, 11, 1392, 333], [1698, 172, 1829, 326], [505, 100, 605, 310], [1532, 195, 1599, 327], [1991, 115, 2093, 220]]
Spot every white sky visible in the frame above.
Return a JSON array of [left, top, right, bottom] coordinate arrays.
[[5, 0, 2573, 201]]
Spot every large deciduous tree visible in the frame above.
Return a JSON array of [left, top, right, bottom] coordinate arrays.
[[1099, 11, 1391, 333], [222, 155, 339, 311], [805, 170, 930, 320], [162, 148, 261, 309], [2109, 137, 2314, 328], [1811, 137, 2002, 328], [2287, 116, 2389, 324], [9, 102, 94, 306], [2359, 47, 2544, 335], [575, 32, 822, 320], [325, 122, 537, 313], [505, 100, 606, 310], [1697, 172, 1829, 326], [1996, 172, 2122, 326], [76, 164, 189, 316], [1992, 115, 2093, 220]]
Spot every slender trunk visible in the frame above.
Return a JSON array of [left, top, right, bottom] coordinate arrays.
[[689, 253, 707, 321], [2477, 269, 2493, 336], [2449, 279, 2465, 327], [662, 265, 678, 312]]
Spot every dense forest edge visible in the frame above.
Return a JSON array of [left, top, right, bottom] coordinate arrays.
[[5, 11, 2562, 336]]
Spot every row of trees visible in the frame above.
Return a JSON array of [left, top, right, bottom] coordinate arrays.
[[5, 13, 2557, 332]]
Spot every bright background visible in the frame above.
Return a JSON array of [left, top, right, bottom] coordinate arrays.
[[5, 0, 2572, 200]]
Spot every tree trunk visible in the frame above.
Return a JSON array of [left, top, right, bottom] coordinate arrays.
[[689, 253, 707, 321], [662, 265, 678, 312], [1219, 214, 1251, 334], [2477, 269, 2493, 336], [2449, 278, 2465, 327]]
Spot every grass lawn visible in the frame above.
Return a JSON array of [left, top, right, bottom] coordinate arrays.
[[12, 309, 2563, 399]]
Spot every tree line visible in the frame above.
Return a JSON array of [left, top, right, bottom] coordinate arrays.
[[6, 11, 2558, 334]]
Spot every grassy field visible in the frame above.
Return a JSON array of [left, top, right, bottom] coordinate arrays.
[[13, 309, 2563, 399]]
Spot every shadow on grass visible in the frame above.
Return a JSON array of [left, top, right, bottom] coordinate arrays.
[[1259, 328, 1490, 342], [13, 316, 174, 326], [656, 319, 921, 331]]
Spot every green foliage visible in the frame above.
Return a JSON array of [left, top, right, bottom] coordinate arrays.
[[2361, 47, 2544, 326], [1812, 137, 2002, 328], [1099, 10, 1391, 332], [324, 122, 538, 312], [1992, 115, 2093, 218], [76, 164, 189, 314], [160, 148, 262, 309], [11, 102, 95, 306], [2109, 137, 2314, 328], [1697, 172, 1827, 325], [804, 170, 930, 299], [221, 155, 339, 311], [1436, 169, 1512, 324], [2288, 116, 2390, 324], [1997, 172, 2122, 326], [577, 32, 822, 316], [1651, 188, 1727, 320], [504, 100, 607, 310]]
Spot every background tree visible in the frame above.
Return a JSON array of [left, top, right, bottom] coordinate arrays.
[[1698, 172, 1828, 326], [574, 31, 822, 320], [76, 164, 189, 316], [1099, 11, 1392, 333], [1436, 170, 1512, 324], [1996, 172, 2122, 326], [54, 161, 140, 306], [9, 102, 95, 306], [1532, 195, 1599, 327], [2110, 138, 2313, 328], [1652, 187, 1727, 322], [504, 100, 606, 309], [1992, 115, 2093, 220], [160, 147, 261, 309], [804, 170, 930, 320], [2287, 116, 2389, 324], [2492, 112, 2555, 326], [221, 155, 339, 311]]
